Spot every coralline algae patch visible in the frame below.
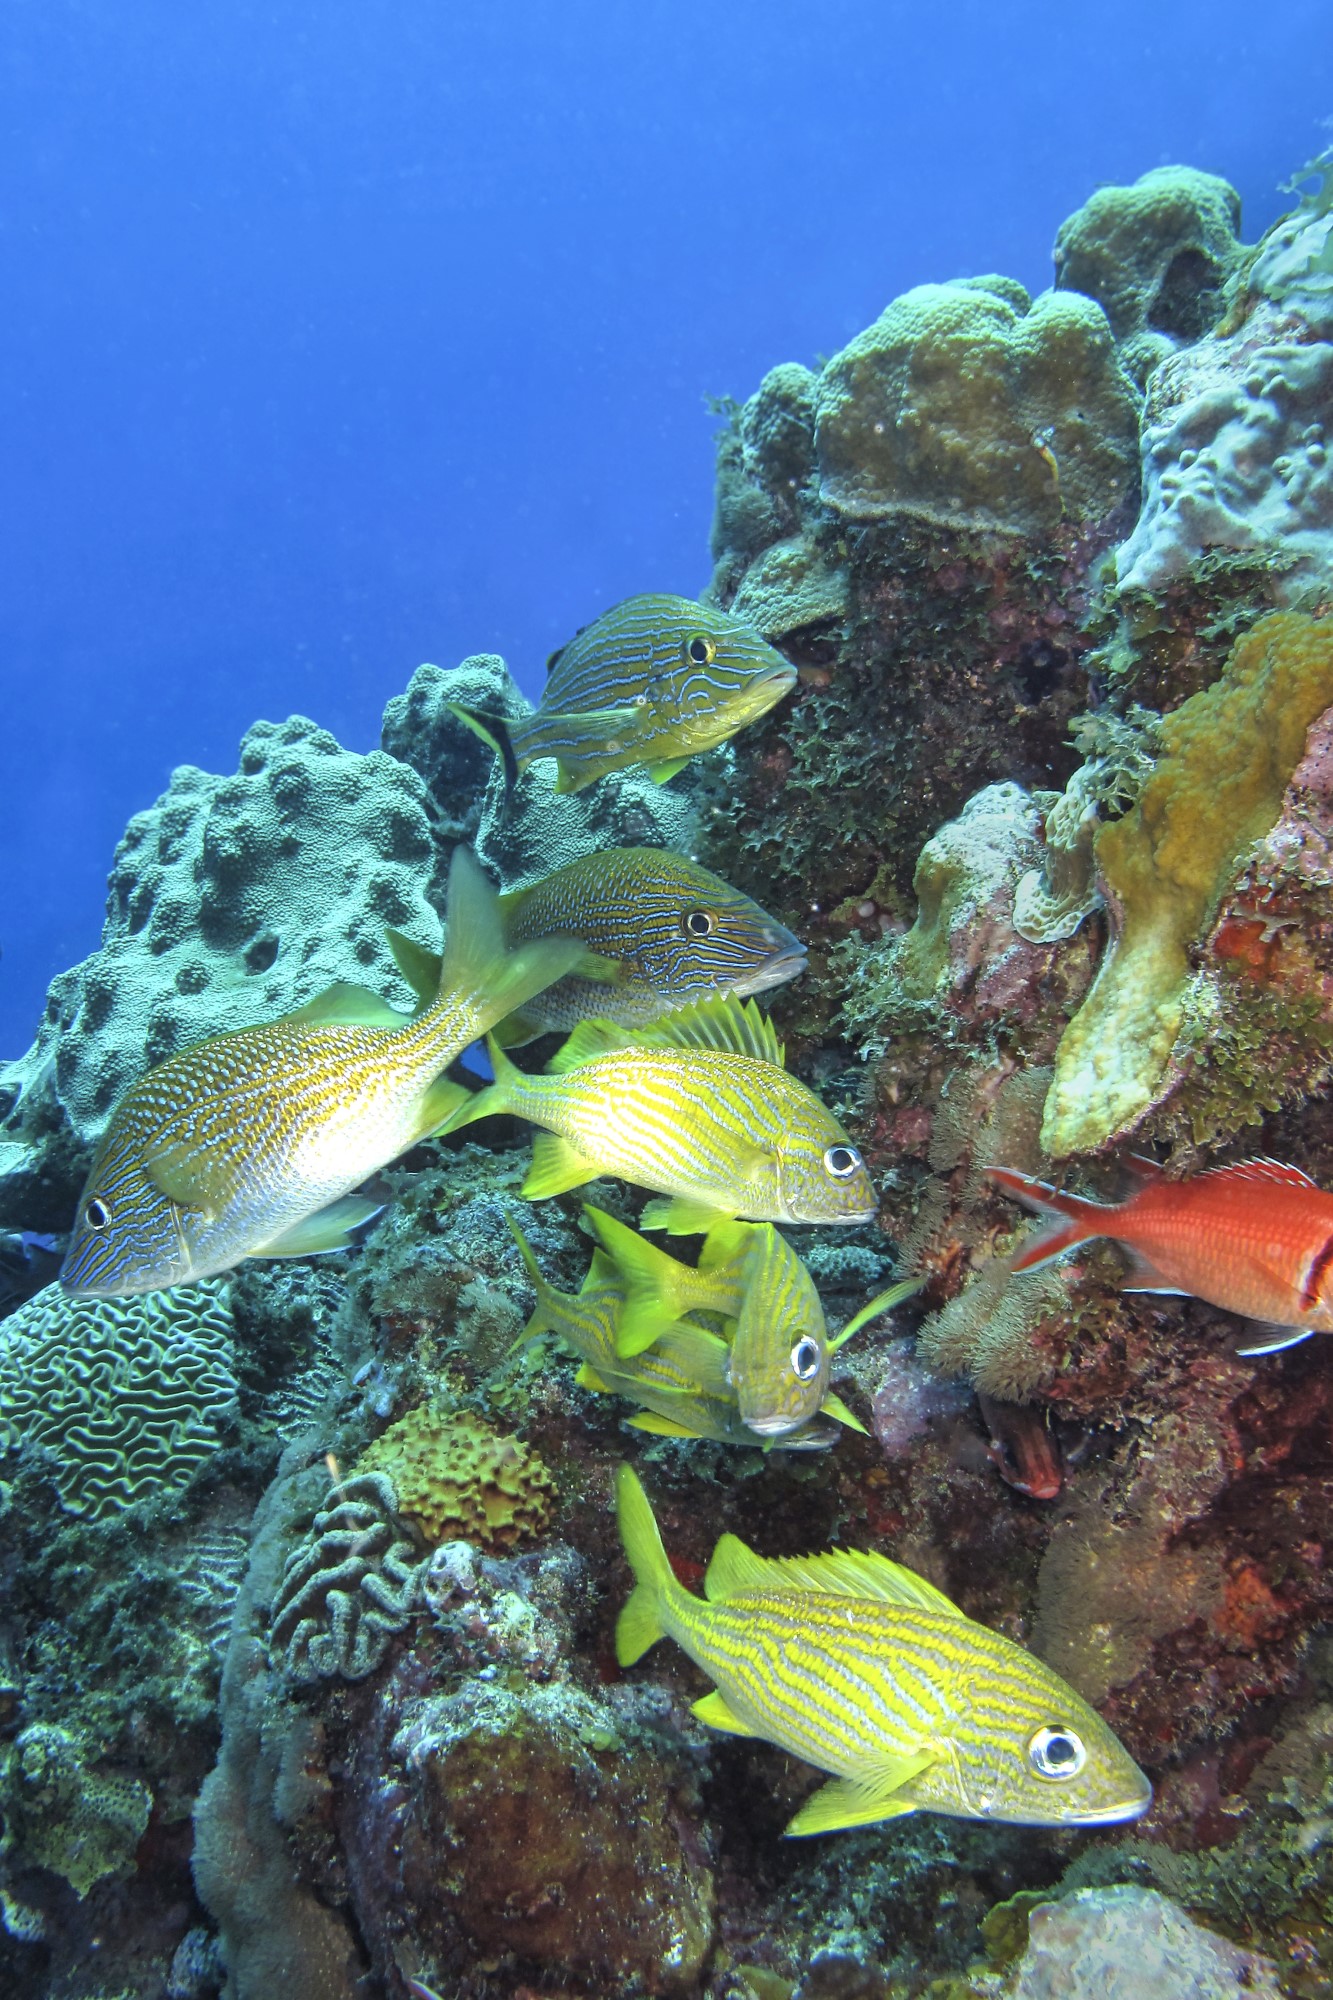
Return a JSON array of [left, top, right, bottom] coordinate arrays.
[[0, 1281, 238, 1519], [1042, 610, 1333, 1155]]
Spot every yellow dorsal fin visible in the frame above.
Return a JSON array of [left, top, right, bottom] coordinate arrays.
[[630, 993, 784, 1066], [281, 981, 411, 1030], [547, 1017, 637, 1073], [704, 1537, 963, 1615]]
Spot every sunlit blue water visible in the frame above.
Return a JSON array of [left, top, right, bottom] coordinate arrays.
[[1, 0, 1326, 1053]]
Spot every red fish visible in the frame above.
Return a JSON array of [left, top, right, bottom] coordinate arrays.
[[989, 1158, 1333, 1356]]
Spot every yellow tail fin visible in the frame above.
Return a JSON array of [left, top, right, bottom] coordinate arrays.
[[614, 1464, 672, 1665]]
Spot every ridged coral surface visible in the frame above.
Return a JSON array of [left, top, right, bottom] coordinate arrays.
[[0, 1280, 237, 1518], [357, 1406, 556, 1549]]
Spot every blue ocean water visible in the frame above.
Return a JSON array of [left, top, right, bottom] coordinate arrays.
[[0, 0, 1325, 1058]]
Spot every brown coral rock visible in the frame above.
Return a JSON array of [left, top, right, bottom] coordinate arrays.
[[357, 1407, 555, 1550]]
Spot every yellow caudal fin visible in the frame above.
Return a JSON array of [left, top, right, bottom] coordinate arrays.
[[431, 847, 584, 1048], [584, 1206, 704, 1357], [432, 1034, 520, 1138], [784, 1763, 935, 1837], [505, 1214, 562, 1349], [614, 1464, 674, 1664]]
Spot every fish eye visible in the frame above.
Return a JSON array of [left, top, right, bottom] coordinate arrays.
[[1028, 1726, 1086, 1780], [685, 633, 716, 667], [790, 1337, 822, 1381], [823, 1145, 862, 1180], [684, 909, 715, 938], [84, 1197, 112, 1232]]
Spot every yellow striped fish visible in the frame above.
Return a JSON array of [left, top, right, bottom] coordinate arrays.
[[615, 1466, 1152, 1835], [507, 1217, 836, 1450], [445, 594, 796, 793], [60, 850, 582, 1299], [386, 846, 805, 1046], [442, 994, 878, 1232], [587, 1207, 917, 1437]]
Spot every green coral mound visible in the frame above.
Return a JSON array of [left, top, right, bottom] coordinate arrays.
[[0, 1280, 238, 1519], [0, 1723, 152, 1898], [1043, 611, 1333, 1156], [814, 274, 1140, 534]]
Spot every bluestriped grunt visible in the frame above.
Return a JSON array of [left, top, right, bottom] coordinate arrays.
[[61, 850, 581, 1298], [991, 1157, 1333, 1355], [441, 994, 877, 1231], [445, 594, 796, 793], [615, 1466, 1151, 1834], [387, 846, 805, 1046]]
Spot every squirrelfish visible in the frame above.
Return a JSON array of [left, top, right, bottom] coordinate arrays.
[[615, 1465, 1151, 1835], [441, 994, 877, 1231], [507, 1216, 835, 1450], [587, 1206, 917, 1437], [61, 850, 582, 1298], [387, 846, 805, 1046], [445, 593, 796, 793], [991, 1157, 1333, 1355]]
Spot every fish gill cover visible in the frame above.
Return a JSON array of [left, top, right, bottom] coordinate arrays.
[[1, 9, 1332, 1999]]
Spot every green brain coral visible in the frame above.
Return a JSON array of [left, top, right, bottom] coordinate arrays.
[[814, 274, 1140, 534], [1043, 612, 1333, 1156], [0, 1280, 238, 1519]]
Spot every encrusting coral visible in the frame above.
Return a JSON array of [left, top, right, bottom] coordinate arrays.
[[1042, 610, 1333, 1155], [356, 1405, 556, 1550], [0, 1723, 152, 1899], [0, 1280, 238, 1519]]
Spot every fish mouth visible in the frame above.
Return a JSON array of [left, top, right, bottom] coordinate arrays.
[[742, 1412, 802, 1438], [732, 947, 808, 995], [1062, 1787, 1154, 1826]]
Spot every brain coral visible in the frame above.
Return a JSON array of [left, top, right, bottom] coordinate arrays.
[[814, 274, 1140, 535], [0, 713, 442, 1229], [269, 1471, 423, 1684], [1042, 612, 1333, 1156], [357, 1407, 555, 1551], [0, 1281, 238, 1519]]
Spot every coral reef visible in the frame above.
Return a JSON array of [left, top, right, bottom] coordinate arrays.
[[1043, 609, 1333, 1155], [0, 1281, 238, 1518], [814, 277, 1140, 536], [0, 1724, 152, 1899], [1004, 1885, 1280, 1999], [0, 716, 441, 1230], [357, 1405, 555, 1550]]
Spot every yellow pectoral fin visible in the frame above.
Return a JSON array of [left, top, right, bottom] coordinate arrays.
[[626, 1411, 704, 1438], [575, 1362, 613, 1392], [820, 1391, 869, 1435], [691, 1689, 757, 1736], [253, 1196, 386, 1259], [524, 1131, 602, 1198], [142, 1142, 226, 1214], [648, 757, 691, 784], [784, 1753, 939, 1837], [639, 1196, 738, 1237]]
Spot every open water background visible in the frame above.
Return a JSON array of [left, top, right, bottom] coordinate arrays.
[[1, 0, 1327, 1053]]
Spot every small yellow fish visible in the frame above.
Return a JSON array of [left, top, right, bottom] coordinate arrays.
[[446, 593, 796, 793], [442, 994, 877, 1232], [615, 1466, 1152, 1835], [586, 1207, 915, 1437], [61, 851, 582, 1297], [386, 846, 805, 1046], [507, 1217, 836, 1450]]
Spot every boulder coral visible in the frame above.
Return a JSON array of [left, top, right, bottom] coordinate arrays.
[[1042, 610, 1333, 1155], [815, 276, 1140, 535]]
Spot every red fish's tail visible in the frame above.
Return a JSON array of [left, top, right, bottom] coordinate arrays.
[[986, 1167, 1114, 1272]]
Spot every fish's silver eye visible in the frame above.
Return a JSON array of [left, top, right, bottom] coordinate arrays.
[[790, 1336, 822, 1381], [84, 1197, 111, 1232], [1028, 1726, 1086, 1780], [684, 909, 715, 938], [685, 632, 716, 667], [823, 1144, 862, 1180]]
